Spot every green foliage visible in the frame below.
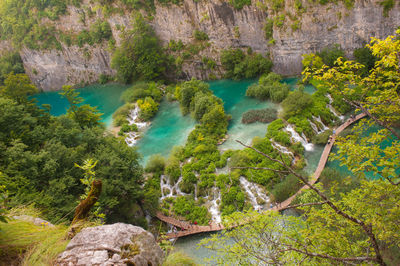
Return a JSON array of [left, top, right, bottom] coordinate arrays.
[[171, 196, 210, 224], [241, 108, 277, 124], [0, 52, 25, 85], [118, 123, 138, 136], [220, 48, 272, 80], [111, 14, 170, 84], [121, 82, 162, 103], [0, 73, 37, 104], [353, 46, 377, 75], [137, 97, 159, 121], [60, 85, 102, 128], [0, 88, 145, 224], [270, 173, 303, 203], [112, 103, 136, 126], [163, 251, 198, 266], [193, 30, 209, 41], [145, 154, 166, 174], [0, 207, 70, 265], [312, 129, 332, 144], [266, 119, 291, 146], [264, 19, 274, 40], [317, 44, 346, 67], [380, 0, 394, 17], [246, 72, 289, 102], [281, 89, 313, 119], [229, 0, 251, 10], [302, 53, 324, 70]]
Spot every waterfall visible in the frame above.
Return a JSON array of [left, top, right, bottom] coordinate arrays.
[[239, 177, 269, 212], [125, 104, 150, 147], [285, 125, 314, 151], [160, 175, 187, 201], [326, 95, 345, 121], [270, 140, 295, 164], [309, 116, 329, 134], [208, 187, 222, 223]]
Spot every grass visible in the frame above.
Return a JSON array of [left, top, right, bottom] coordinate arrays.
[[0, 207, 70, 266], [163, 251, 198, 266]]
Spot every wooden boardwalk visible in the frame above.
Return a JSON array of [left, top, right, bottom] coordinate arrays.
[[157, 113, 366, 239]]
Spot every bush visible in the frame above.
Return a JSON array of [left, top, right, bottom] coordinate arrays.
[[353, 47, 377, 75], [145, 154, 166, 173], [111, 14, 170, 83], [317, 44, 346, 67], [246, 72, 289, 102], [0, 52, 25, 85], [229, 0, 251, 9], [271, 173, 303, 203], [221, 49, 272, 80], [242, 108, 277, 124], [118, 123, 138, 136], [112, 103, 136, 126], [281, 90, 313, 119], [137, 97, 159, 121], [193, 30, 209, 41], [312, 129, 333, 145], [121, 82, 162, 103], [172, 196, 210, 224]]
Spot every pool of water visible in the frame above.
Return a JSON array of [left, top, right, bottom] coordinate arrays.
[[136, 100, 196, 164], [208, 79, 277, 150], [33, 83, 128, 126]]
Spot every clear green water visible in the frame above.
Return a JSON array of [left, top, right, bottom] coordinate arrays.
[[136, 100, 196, 164], [33, 83, 129, 126], [282, 76, 316, 94]]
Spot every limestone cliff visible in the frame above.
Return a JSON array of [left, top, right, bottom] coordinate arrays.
[[14, 0, 400, 90]]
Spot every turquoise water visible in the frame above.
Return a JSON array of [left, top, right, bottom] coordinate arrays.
[[208, 79, 277, 150], [33, 83, 128, 126], [282, 77, 316, 94], [136, 100, 196, 164]]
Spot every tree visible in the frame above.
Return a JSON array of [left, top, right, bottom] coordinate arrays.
[[0, 73, 37, 103], [202, 31, 400, 265], [111, 13, 169, 83], [60, 85, 102, 128]]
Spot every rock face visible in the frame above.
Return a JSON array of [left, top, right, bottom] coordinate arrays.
[[14, 0, 400, 90], [57, 223, 164, 266]]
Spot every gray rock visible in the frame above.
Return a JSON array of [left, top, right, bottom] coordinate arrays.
[[57, 223, 164, 266], [13, 0, 400, 90]]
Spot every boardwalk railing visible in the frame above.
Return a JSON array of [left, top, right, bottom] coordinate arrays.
[[157, 113, 366, 239]]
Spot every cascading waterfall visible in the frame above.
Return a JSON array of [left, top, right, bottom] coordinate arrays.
[[160, 175, 187, 201], [208, 187, 222, 223], [309, 116, 329, 134], [125, 104, 150, 147], [239, 177, 270, 211], [326, 95, 345, 121], [285, 125, 314, 151], [270, 140, 295, 164]]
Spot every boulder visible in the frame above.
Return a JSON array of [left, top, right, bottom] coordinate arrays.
[[57, 223, 164, 266]]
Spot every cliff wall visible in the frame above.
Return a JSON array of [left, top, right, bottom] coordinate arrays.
[[15, 0, 400, 90]]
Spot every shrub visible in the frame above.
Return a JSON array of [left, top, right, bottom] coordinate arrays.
[[242, 108, 277, 124], [281, 90, 313, 119], [137, 97, 159, 121], [145, 154, 166, 173], [118, 123, 138, 136], [312, 129, 333, 145], [221, 49, 272, 80], [229, 0, 251, 9], [121, 82, 162, 103], [353, 47, 377, 75], [264, 19, 274, 40], [246, 72, 289, 102], [112, 103, 136, 126], [271, 173, 303, 203], [317, 44, 346, 67], [193, 30, 209, 41]]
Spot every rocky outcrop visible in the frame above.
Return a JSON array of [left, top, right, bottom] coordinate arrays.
[[16, 0, 400, 90], [57, 223, 164, 266]]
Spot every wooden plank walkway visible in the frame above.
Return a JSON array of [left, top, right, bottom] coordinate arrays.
[[157, 113, 366, 239]]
